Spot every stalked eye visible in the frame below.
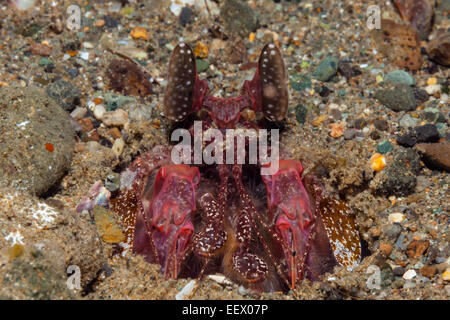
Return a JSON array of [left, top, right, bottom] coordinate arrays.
[[258, 44, 288, 122], [164, 43, 197, 122]]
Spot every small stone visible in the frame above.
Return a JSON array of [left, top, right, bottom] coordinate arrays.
[[379, 243, 392, 256], [402, 269, 417, 280], [38, 57, 52, 67], [377, 140, 393, 154], [92, 206, 125, 243], [414, 124, 440, 143], [179, 7, 193, 26], [399, 114, 418, 128], [220, 0, 257, 37], [415, 141, 450, 172], [290, 74, 311, 91], [427, 77, 438, 85], [371, 153, 386, 172], [70, 107, 87, 120], [380, 263, 394, 288], [105, 172, 120, 192], [403, 280, 416, 289], [112, 138, 125, 156], [93, 104, 106, 120], [425, 84, 441, 95], [337, 60, 361, 79], [102, 93, 135, 111], [386, 224, 402, 239], [443, 268, 450, 281], [343, 129, 359, 140], [420, 265, 437, 278], [406, 240, 430, 258], [388, 213, 405, 223], [385, 70, 415, 86], [196, 59, 209, 73], [130, 26, 148, 40], [102, 109, 129, 127], [295, 104, 308, 124], [312, 56, 339, 82], [46, 80, 81, 112], [31, 42, 51, 56], [375, 84, 417, 112], [329, 123, 344, 138], [393, 266, 405, 276], [396, 132, 417, 148], [374, 119, 388, 131]]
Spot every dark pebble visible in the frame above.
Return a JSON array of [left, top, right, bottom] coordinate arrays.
[[337, 60, 361, 78], [354, 118, 367, 129], [103, 15, 119, 29], [46, 80, 81, 112], [413, 88, 429, 104], [295, 104, 308, 124], [375, 84, 417, 112], [67, 68, 79, 78], [393, 266, 405, 276], [397, 124, 440, 147], [374, 119, 388, 131], [386, 224, 402, 240], [179, 7, 193, 26]]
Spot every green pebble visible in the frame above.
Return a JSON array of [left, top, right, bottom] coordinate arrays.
[[38, 58, 52, 67], [290, 74, 311, 91], [385, 70, 415, 86], [312, 56, 339, 82], [295, 104, 308, 124], [377, 140, 393, 154], [196, 59, 209, 73]]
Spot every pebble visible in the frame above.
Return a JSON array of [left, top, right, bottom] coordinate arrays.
[[374, 119, 388, 131], [130, 26, 147, 41], [295, 104, 308, 124], [377, 140, 393, 154], [175, 280, 198, 300], [46, 80, 81, 112], [420, 265, 437, 278], [402, 269, 417, 280], [112, 138, 125, 156], [70, 107, 88, 120], [92, 206, 125, 243], [425, 84, 441, 95], [105, 172, 120, 192], [386, 224, 402, 239], [399, 114, 418, 128], [312, 56, 339, 82], [38, 57, 52, 67], [415, 141, 450, 172], [196, 59, 209, 73], [343, 128, 360, 140], [102, 109, 129, 127], [443, 268, 450, 281], [220, 0, 257, 37], [370, 153, 386, 172], [179, 7, 193, 26], [329, 123, 344, 138], [385, 70, 415, 86], [375, 84, 417, 112], [393, 266, 405, 276], [290, 74, 311, 91], [93, 104, 106, 120], [388, 213, 405, 223], [397, 124, 440, 147]]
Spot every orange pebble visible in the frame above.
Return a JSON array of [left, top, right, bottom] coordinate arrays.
[[130, 26, 149, 40], [45, 143, 54, 152], [370, 153, 386, 171]]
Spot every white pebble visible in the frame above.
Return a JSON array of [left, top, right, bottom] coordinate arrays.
[[93, 104, 106, 120], [403, 269, 417, 280], [388, 213, 405, 223], [425, 84, 441, 95], [71, 107, 88, 120], [175, 280, 198, 300], [112, 138, 125, 156], [80, 52, 90, 61]]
